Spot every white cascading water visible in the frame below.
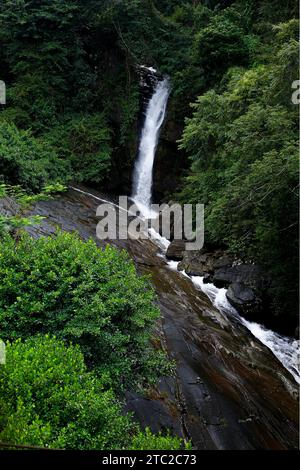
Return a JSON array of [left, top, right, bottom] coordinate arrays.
[[132, 77, 170, 218]]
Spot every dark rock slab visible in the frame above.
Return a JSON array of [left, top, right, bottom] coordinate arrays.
[[125, 377, 183, 437], [166, 240, 186, 261], [213, 264, 263, 289], [0, 196, 19, 216], [178, 249, 234, 276], [226, 282, 260, 317]]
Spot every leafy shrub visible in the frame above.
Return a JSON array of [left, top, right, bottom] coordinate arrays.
[[0, 231, 167, 387], [131, 427, 191, 450], [192, 6, 255, 87], [0, 336, 187, 450], [43, 114, 112, 183], [0, 120, 69, 192], [0, 336, 134, 449]]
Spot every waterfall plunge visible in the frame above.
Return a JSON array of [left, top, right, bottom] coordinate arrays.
[[132, 77, 170, 218]]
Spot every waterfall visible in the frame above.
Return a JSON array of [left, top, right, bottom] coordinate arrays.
[[132, 77, 170, 218]]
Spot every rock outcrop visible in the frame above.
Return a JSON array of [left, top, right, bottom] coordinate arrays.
[[0, 196, 19, 217], [226, 282, 261, 318], [212, 264, 263, 289], [166, 240, 186, 261], [178, 248, 234, 276], [166, 242, 267, 322]]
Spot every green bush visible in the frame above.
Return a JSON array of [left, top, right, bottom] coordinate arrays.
[[0, 336, 135, 449], [43, 114, 112, 184], [193, 7, 254, 86], [0, 336, 187, 450], [0, 231, 167, 387], [131, 427, 191, 450], [0, 120, 69, 192]]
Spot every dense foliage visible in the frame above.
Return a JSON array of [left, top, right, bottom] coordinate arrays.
[[0, 335, 185, 449], [0, 231, 184, 449], [43, 113, 112, 184], [0, 0, 298, 449], [0, 0, 141, 190], [0, 336, 133, 449], [0, 231, 167, 388], [0, 121, 68, 192], [177, 15, 299, 332]]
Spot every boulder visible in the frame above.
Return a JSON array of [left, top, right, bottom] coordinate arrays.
[[166, 242, 268, 322], [165, 239, 186, 261], [226, 282, 261, 318], [0, 196, 19, 217], [212, 264, 263, 289], [178, 248, 234, 277]]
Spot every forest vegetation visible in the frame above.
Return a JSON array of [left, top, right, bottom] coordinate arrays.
[[0, 0, 298, 449]]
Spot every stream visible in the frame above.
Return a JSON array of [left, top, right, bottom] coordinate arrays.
[[26, 72, 299, 450]]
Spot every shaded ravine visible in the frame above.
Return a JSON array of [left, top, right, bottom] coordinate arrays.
[[26, 185, 299, 450]]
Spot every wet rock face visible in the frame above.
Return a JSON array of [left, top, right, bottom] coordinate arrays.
[[226, 282, 260, 317], [120, 67, 188, 202], [177, 248, 234, 276], [212, 264, 263, 289], [152, 138, 186, 202], [137, 66, 162, 107], [152, 97, 189, 202], [124, 377, 183, 437], [129, 66, 187, 202], [166, 240, 186, 261]]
